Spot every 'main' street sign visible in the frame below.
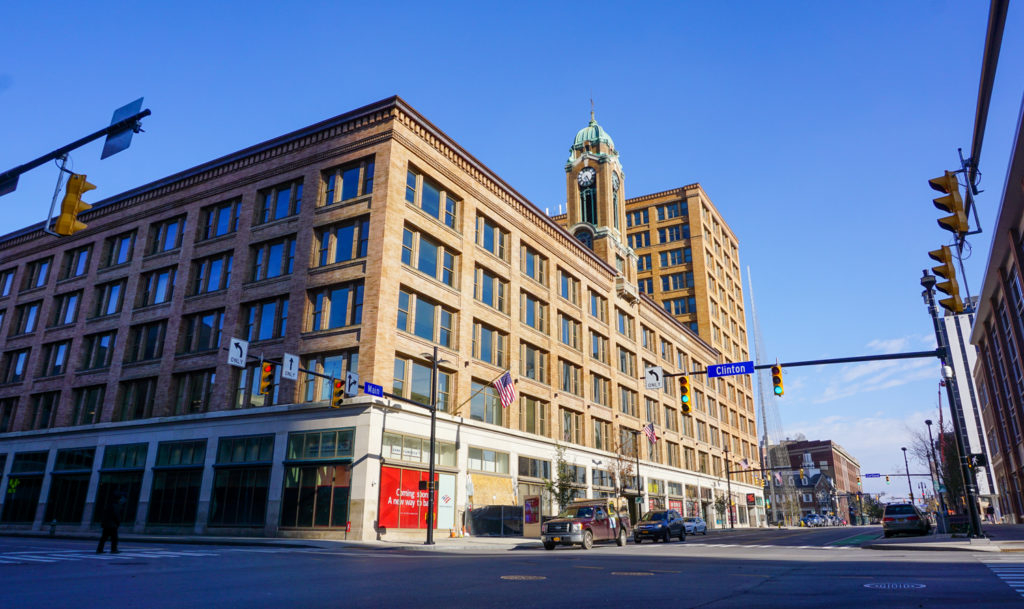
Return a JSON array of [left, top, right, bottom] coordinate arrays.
[[707, 361, 754, 378]]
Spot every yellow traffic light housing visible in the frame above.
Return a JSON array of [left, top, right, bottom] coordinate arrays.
[[928, 245, 965, 314], [771, 365, 783, 397], [885, 475, 890, 484], [54, 173, 96, 236], [929, 171, 968, 236], [259, 362, 274, 395], [679, 376, 691, 414], [331, 378, 345, 408], [856, 476, 861, 486]]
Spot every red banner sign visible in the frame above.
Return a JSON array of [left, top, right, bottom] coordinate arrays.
[[379, 466, 438, 529]]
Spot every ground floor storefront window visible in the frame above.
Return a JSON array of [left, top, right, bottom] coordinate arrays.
[[45, 448, 95, 524], [209, 435, 273, 527], [94, 443, 148, 526], [147, 440, 206, 525], [280, 464, 350, 528], [2, 451, 48, 523]]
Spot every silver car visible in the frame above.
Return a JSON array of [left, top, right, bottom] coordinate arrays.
[[683, 516, 707, 535], [882, 503, 931, 538]]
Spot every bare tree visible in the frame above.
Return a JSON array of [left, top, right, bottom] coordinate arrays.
[[609, 435, 637, 498]]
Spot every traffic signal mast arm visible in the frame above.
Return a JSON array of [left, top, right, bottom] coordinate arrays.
[[655, 349, 943, 378]]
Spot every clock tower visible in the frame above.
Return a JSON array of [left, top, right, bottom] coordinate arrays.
[[565, 112, 636, 285]]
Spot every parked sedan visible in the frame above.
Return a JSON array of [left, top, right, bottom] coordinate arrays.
[[634, 510, 686, 543], [882, 503, 931, 538], [683, 516, 707, 535]]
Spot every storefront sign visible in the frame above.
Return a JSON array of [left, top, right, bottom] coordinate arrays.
[[379, 466, 454, 530]]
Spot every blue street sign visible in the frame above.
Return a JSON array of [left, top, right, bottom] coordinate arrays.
[[364, 382, 384, 397], [864, 473, 881, 478], [707, 361, 754, 378]]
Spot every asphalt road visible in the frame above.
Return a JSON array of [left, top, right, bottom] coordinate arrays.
[[1, 532, 1020, 608]]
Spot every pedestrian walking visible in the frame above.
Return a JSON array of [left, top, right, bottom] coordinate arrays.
[[96, 495, 126, 554]]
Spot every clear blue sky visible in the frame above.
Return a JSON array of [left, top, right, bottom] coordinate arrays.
[[2, 1, 1022, 499]]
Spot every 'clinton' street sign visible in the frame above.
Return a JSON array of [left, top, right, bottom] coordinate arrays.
[[707, 361, 754, 378]]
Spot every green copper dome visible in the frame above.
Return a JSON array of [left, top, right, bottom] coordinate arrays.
[[573, 112, 615, 150]]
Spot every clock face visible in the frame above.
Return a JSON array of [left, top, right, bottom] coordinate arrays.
[[577, 167, 596, 187], [612, 172, 620, 191]]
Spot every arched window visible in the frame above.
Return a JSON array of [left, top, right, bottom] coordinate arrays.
[[574, 228, 594, 250], [580, 186, 597, 225]]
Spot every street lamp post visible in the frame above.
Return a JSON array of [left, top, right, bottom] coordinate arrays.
[[925, 418, 949, 532], [901, 447, 915, 504], [724, 445, 734, 529], [423, 346, 448, 546]]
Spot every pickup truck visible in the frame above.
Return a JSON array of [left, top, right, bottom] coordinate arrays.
[[541, 498, 632, 550]]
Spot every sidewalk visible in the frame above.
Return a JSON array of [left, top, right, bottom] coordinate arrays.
[[861, 523, 1024, 553]]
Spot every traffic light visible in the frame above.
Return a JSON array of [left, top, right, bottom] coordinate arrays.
[[856, 476, 861, 486], [885, 475, 890, 484], [259, 362, 274, 395], [331, 378, 344, 408], [771, 365, 783, 397], [928, 245, 964, 314], [929, 170, 968, 236], [679, 376, 691, 414], [799, 468, 805, 478], [54, 173, 96, 236]]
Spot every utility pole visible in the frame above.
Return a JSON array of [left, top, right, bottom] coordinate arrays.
[[926, 418, 949, 532], [901, 447, 915, 504], [724, 445, 734, 529], [921, 271, 984, 537]]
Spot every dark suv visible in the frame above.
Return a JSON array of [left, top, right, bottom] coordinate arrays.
[[634, 509, 686, 543], [882, 503, 931, 538]]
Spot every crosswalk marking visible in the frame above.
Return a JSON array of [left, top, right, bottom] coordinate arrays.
[[980, 560, 1024, 600], [0, 548, 222, 566], [686, 543, 860, 551]]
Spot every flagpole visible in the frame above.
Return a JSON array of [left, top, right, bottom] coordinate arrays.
[[453, 369, 512, 416]]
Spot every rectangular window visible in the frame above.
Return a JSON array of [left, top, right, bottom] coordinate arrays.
[[381, 432, 455, 467], [616, 309, 635, 340], [3, 348, 30, 383], [190, 251, 233, 295], [664, 406, 678, 432], [322, 157, 375, 206], [148, 440, 207, 526], [520, 396, 547, 436], [519, 342, 548, 384], [618, 347, 637, 376], [11, 300, 41, 335], [520, 292, 548, 333], [396, 288, 454, 347], [641, 325, 655, 351], [316, 216, 371, 267], [308, 281, 364, 331], [475, 213, 508, 260], [198, 199, 241, 241], [472, 320, 508, 367], [663, 296, 698, 315], [60, 245, 91, 280], [0, 268, 15, 296], [22, 257, 52, 290], [179, 309, 225, 354], [619, 386, 638, 417], [637, 254, 651, 271], [174, 369, 216, 414], [473, 266, 508, 313], [406, 169, 459, 229], [257, 179, 303, 224], [401, 227, 458, 287], [244, 295, 289, 341], [393, 356, 451, 411], [137, 266, 176, 307], [657, 202, 686, 221], [80, 331, 116, 370], [518, 456, 551, 480], [148, 214, 187, 254], [645, 397, 660, 425], [590, 331, 608, 363], [124, 319, 167, 363], [101, 231, 136, 268], [0, 397, 17, 432], [71, 385, 105, 426], [661, 271, 694, 291], [234, 363, 280, 409], [658, 224, 689, 243], [558, 269, 580, 305], [29, 391, 60, 429], [591, 373, 610, 406], [470, 380, 504, 425], [638, 278, 653, 294], [209, 434, 275, 527], [593, 419, 611, 451], [559, 313, 581, 349], [467, 447, 509, 474], [48, 290, 81, 327], [92, 280, 125, 317], [627, 232, 650, 249], [45, 447, 95, 524], [559, 359, 581, 396], [302, 350, 359, 403], [589, 291, 607, 322], [627, 209, 649, 227], [251, 236, 296, 281], [521, 244, 547, 285], [39, 340, 71, 376], [117, 377, 157, 421]]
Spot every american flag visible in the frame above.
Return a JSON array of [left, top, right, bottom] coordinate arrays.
[[740, 458, 750, 470], [493, 371, 516, 408], [642, 422, 658, 444], [774, 471, 783, 485]]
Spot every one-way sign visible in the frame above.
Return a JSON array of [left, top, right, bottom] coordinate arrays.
[[645, 366, 664, 390]]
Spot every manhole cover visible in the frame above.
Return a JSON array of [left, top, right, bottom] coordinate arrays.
[[864, 583, 926, 590], [611, 571, 654, 576], [501, 575, 546, 581]]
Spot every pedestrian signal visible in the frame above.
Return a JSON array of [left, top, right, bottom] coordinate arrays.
[[771, 365, 783, 397], [679, 376, 691, 414]]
